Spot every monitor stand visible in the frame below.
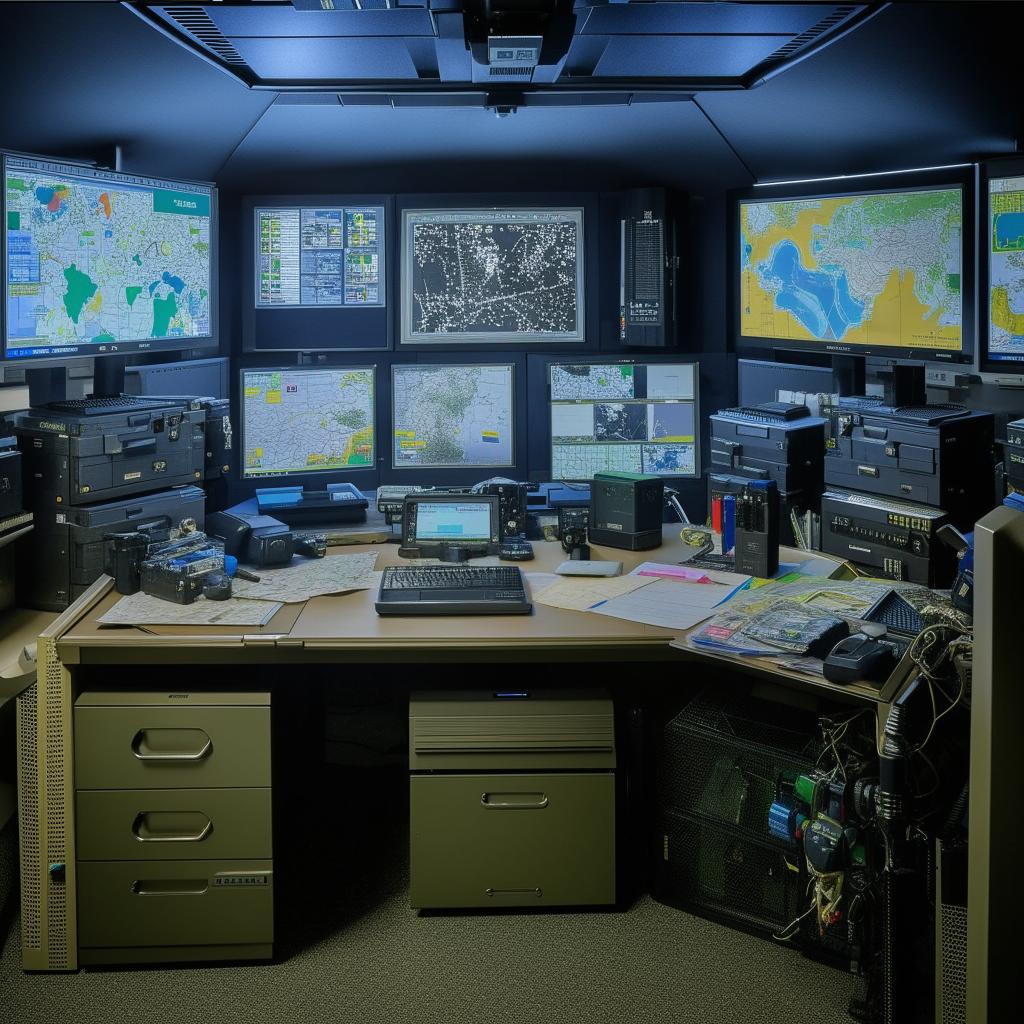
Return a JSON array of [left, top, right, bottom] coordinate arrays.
[[27, 357, 127, 409], [438, 544, 471, 563]]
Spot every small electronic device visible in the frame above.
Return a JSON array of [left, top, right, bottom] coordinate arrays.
[[255, 483, 368, 526], [139, 531, 225, 605], [498, 539, 534, 561], [555, 560, 622, 577], [589, 471, 664, 551], [733, 481, 780, 578], [377, 484, 426, 524], [375, 564, 531, 616], [823, 626, 899, 685], [245, 524, 294, 568], [202, 573, 232, 601], [557, 505, 590, 559], [399, 493, 500, 561], [473, 479, 529, 539], [619, 188, 676, 348]]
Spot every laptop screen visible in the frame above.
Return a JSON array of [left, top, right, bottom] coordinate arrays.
[[413, 500, 493, 544]]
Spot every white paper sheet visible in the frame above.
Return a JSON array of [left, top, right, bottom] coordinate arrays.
[[589, 577, 735, 631]]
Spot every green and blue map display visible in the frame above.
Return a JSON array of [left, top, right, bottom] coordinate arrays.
[[5, 156, 212, 357], [989, 175, 1024, 361], [740, 188, 962, 353]]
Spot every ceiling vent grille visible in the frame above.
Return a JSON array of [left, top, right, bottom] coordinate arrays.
[[163, 5, 248, 66], [765, 5, 859, 61]]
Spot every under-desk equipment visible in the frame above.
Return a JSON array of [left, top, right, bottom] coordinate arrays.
[[825, 399, 995, 529], [409, 690, 616, 909], [73, 691, 273, 965], [376, 564, 531, 616]]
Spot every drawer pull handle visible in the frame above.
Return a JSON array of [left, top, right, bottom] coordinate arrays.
[[485, 887, 543, 898], [131, 812, 213, 843], [480, 792, 549, 810], [131, 729, 213, 762], [130, 879, 208, 896]]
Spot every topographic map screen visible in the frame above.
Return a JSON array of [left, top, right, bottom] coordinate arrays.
[[242, 366, 374, 478], [740, 188, 963, 354], [392, 363, 514, 468], [550, 362, 698, 480], [989, 175, 1024, 362], [4, 154, 213, 359], [402, 209, 584, 343]]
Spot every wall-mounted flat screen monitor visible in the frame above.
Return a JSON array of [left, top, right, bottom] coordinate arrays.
[[254, 205, 385, 309], [400, 208, 584, 344], [391, 362, 514, 469], [241, 365, 375, 479], [3, 151, 216, 363], [737, 182, 969, 362], [550, 360, 699, 480], [987, 173, 1024, 364]]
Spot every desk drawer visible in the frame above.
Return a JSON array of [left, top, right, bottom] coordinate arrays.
[[76, 788, 272, 861], [77, 859, 273, 951], [410, 772, 615, 908], [74, 701, 270, 790]]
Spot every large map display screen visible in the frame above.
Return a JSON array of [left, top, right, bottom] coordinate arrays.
[[242, 366, 374, 478], [989, 174, 1024, 362], [550, 361, 698, 480], [739, 187, 962, 355], [401, 208, 584, 344], [4, 153, 214, 360], [392, 363, 514, 468]]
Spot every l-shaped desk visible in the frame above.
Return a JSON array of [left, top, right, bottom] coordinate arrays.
[[15, 525, 906, 972]]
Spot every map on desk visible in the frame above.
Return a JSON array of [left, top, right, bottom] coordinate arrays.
[[99, 593, 282, 628], [231, 551, 379, 603]]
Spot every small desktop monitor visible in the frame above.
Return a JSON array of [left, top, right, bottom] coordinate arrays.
[[3, 151, 217, 365], [241, 365, 375, 479], [400, 208, 585, 345], [735, 174, 972, 363], [549, 360, 700, 480], [403, 493, 501, 557], [986, 169, 1024, 367], [391, 362, 515, 469]]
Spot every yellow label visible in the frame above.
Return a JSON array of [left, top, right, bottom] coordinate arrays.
[[265, 390, 282, 404]]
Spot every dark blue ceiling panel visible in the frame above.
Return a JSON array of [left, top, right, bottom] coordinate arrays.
[[230, 37, 421, 80], [199, 7, 437, 38], [594, 35, 788, 78], [580, 3, 839, 36]]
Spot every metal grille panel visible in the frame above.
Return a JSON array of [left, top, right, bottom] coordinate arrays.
[[42, 636, 69, 968], [939, 903, 968, 1024], [16, 684, 40, 951]]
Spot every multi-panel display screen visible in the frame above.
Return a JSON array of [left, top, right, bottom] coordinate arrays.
[[392, 363, 514, 469], [4, 152, 214, 360], [988, 174, 1024, 362], [739, 186, 964, 357], [241, 365, 375, 479], [254, 205, 384, 308], [550, 361, 698, 480], [401, 208, 584, 344]]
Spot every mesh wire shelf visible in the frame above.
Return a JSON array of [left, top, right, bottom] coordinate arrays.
[[656, 808, 803, 934], [659, 689, 822, 844]]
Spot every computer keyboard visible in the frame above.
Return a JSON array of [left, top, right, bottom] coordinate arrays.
[[375, 564, 532, 616], [47, 395, 166, 416]]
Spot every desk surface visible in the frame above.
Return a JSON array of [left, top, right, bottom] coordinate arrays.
[[53, 527, 900, 705]]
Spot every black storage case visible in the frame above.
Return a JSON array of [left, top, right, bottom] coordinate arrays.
[[142, 395, 233, 481], [1004, 418, 1024, 491], [17, 484, 205, 611], [825, 402, 995, 529], [821, 487, 955, 588], [709, 408, 826, 511], [0, 435, 22, 520], [588, 471, 663, 551], [14, 403, 204, 508]]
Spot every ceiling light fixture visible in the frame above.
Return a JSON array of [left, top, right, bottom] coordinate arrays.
[[755, 162, 973, 187]]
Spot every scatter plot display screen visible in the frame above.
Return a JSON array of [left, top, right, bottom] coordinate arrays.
[[401, 208, 585, 344]]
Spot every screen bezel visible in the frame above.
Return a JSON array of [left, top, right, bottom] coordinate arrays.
[[546, 358, 702, 483], [404, 492, 500, 555], [390, 360, 517, 472], [239, 363, 377, 481], [730, 166, 976, 365], [2, 149, 219, 368], [399, 206, 586, 346], [981, 156, 1024, 372]]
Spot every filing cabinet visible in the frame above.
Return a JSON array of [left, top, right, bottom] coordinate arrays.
[[73, 691, 272, 965], [409, 690, 616, 909]]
